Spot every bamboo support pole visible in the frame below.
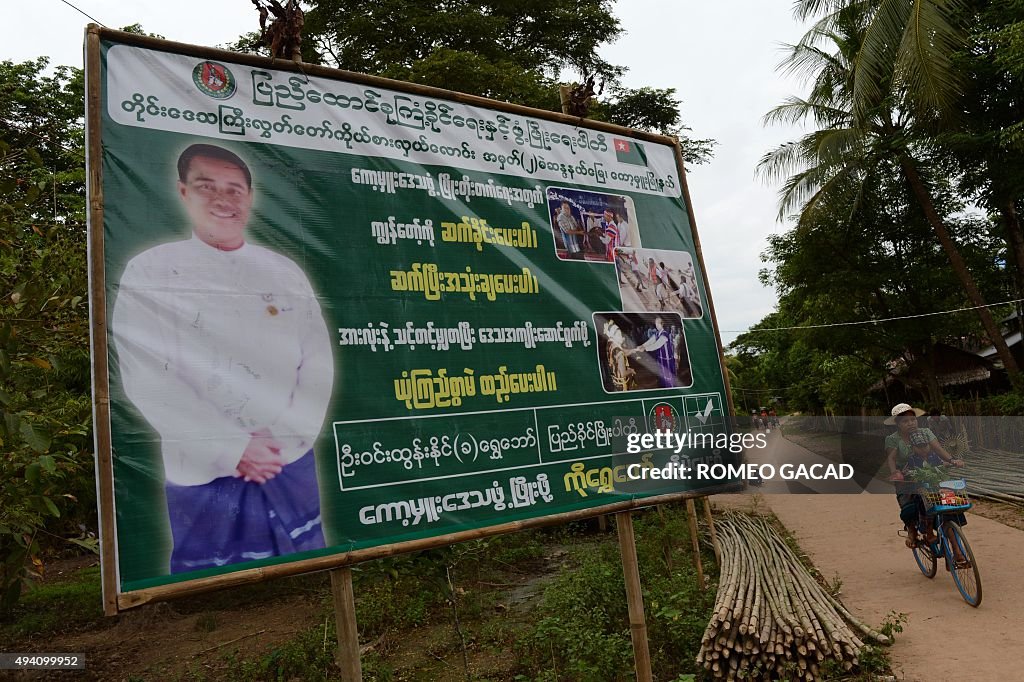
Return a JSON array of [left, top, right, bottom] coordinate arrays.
[[84, 25, 119, 618], [686, 498, 705, 588], [330, 567, 362, 681], [616, 511, 653, 682]]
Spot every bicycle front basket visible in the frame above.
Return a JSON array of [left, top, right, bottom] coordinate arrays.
[[921, 479, 971, 512]]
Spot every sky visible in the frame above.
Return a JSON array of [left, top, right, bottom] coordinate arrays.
[[5, 0, 811, 346]]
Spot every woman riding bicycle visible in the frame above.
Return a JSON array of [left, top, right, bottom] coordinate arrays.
[[885, 403, 964, 550]]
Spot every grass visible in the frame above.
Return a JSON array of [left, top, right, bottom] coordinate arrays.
[[219, 623, 338, 681], [193, 612, 218, 633], [193, 511, 715, 681], [202, 527, 567, 681], [0, 565, 105, 640], [173, 571, 330, 615], [512, 507, 718, 682]]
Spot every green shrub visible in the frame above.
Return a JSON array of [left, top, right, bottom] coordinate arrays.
[[988, 391, 1024, 416], [515, 508, 716, 681], [223, 622, 337, 682]]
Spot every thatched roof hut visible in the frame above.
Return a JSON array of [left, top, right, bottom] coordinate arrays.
[[870, 343, 996, 401]]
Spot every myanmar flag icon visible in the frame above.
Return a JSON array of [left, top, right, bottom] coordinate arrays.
[[613, 138, 648, 166]]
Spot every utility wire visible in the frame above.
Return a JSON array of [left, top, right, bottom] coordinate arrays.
[[722, 297, 1024, 334], [56, 0, 107, 26], [15, 128, 87, 161]]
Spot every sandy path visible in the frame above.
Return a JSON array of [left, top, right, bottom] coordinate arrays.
[[719, 432, 1024, 682]]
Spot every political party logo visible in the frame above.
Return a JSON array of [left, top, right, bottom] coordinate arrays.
[[613, 138, 648, 166], [192, 61, 236, 100], [648, 401, 682, 434]]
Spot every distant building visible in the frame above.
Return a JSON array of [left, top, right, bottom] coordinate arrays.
[[975, 310, 1024, 370]]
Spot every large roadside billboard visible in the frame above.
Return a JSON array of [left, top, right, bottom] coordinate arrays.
[[86, 27, 738, 614]]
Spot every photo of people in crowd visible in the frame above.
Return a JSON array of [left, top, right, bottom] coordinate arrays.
[[546, 187, 640, 263], [593, 312, 692, 393], [614, 247, 703, 318]]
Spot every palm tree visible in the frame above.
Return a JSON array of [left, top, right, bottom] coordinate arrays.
[[759, 3, 1022, 386], [792, 0, 967, 123]]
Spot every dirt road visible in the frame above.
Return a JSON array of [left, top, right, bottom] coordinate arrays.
[[721, 430, 1024, 682]]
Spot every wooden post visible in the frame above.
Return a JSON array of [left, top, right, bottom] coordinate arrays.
[[616, 511, 653, 682], [84, 25, 119, 617], [330, 567, 362, 681], [702, 497, 720, 565], [598, 514, 608, 532], [685, 498, 705, 589]]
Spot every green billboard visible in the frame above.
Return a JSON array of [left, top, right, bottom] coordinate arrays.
[[86, 29, 737, 612]]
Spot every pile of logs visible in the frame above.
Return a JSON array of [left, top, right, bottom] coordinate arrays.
[[697, 513, 891, 680], [963, 448, 1024, 507]]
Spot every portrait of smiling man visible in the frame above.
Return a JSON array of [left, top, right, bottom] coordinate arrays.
[[112, 143, 334, 574]]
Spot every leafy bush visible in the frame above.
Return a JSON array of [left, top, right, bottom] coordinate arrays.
[[515, 508, 716, 681], [988, 391, 1024, 416], [0, 224, 95, 609], [1, 61, 96, 609]]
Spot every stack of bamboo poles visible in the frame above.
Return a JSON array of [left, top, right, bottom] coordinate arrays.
[[962, 447, 1024, 507], [697, 513, 891, 680]]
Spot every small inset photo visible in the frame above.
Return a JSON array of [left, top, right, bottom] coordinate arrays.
[[614, 247, 703, 318], [593, 312, 693, 393], [546, 187, 640, 263]]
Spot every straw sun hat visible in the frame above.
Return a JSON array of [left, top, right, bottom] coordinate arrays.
[[883, 402, 927, 426]]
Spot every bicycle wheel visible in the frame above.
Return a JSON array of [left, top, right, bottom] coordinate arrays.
[[944, 522, 982, 607], [912, 538, 937, 578]]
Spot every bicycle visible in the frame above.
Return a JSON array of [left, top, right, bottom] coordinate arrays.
[[909, 478, 983, 607]]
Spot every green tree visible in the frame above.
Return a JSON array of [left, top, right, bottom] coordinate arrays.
[[938, 1, 1024, 327], [226, 0, 716, 163], [0, 59, 94, 610], [795, 1, 1024, 330], [303, 0, 623, 96], [991, 3, 1024, 84], [750, 169, 1006, 409], [793, 0, 967, 122], [0, 58, 85, 223], [759, 3, 1022, 386]]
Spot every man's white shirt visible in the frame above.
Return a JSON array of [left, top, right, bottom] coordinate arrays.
[[113, 235, 333, 486]]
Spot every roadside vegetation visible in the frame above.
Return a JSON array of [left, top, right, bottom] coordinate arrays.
[[729, 0, 1024, 417], [2, 506, 726, 681]]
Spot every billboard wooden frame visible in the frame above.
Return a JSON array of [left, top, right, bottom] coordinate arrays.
[[85, 25, 741, 616]]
